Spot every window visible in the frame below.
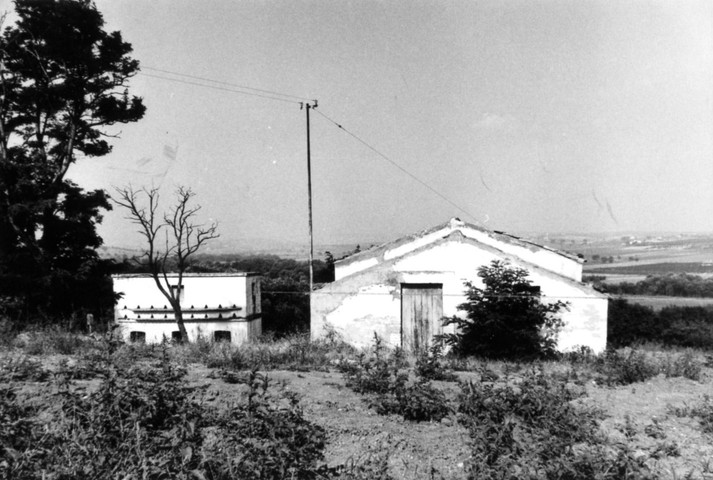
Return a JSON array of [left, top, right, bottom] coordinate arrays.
[[170, 284, 185, 303], [171, 331, 181, 341], [129, 331, 146, 343], [251, 282, 257, 313], [214, 331, 231, 343]]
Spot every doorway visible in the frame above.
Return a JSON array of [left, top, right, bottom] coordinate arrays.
[[401, 283, 443, 353]]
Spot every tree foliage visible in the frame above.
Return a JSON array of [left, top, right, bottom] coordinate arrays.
[[0, 0, 145, 320], [600, 273, 713, 298], [608, 298, 713, 349], [442, 260, 568, 359], [193, 253, 335, 335]]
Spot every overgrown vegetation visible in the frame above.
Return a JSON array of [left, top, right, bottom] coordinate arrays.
[[563, 347, 704, 386], [340, 335, 452, 422], [414, 340, 457, 382], [596, 273, 713, 298], [441, 260, 568, 360], [0, 341, 329, 479], [182, 331, 355, 372], [668, 395, 713, 435], [458, 368, 657, 479], [608, 298, 713, 348], [1, 328, 711, 478]]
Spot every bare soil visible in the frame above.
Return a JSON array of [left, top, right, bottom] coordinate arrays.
[[184, 365, 713, 479]]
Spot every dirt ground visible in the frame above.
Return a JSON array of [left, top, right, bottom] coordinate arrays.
[[4, 354, 712, 479], [183, 365, 713, 480]]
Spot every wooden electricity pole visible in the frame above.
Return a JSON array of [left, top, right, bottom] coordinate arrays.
[[304, 100, 318, 293]]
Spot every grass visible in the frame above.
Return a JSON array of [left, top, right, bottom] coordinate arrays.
[[1, 329, 712, 479]]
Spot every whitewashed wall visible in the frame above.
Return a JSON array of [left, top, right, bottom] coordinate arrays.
[[113, 274, 261, 344], [312, 237, 607, 353]]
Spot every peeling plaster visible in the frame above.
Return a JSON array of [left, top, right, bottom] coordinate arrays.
[[314, 220, 607, 353]]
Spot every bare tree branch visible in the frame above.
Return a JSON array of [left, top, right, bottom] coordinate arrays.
[[114, 185, 219, 342]]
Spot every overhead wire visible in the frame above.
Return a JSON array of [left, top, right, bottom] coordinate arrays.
[[313, 108, 483, 225], [141, 65, 314, 102], [138, 72, 304, 105], [135, 66, 483, 225], [261, 291, 603, 299]]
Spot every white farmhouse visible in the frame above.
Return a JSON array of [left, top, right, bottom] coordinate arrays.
[[113, 273, 261, 344], [311, 218, 608, 353]]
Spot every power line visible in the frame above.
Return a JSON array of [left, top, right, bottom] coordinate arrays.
[[138, 72, 303, 105], [261, 291, 602, 299], [136, 67, 482, 224], [142, 65, 314, 102], [313, 108, 483, 225]]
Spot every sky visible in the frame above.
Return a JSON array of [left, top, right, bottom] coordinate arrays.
[[5, 0, 712, 250]]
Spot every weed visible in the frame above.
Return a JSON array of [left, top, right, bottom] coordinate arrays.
[[644, 418, 666, 439], [371, 381, 452, 422], [667, 395, 713, 435], [594, 349, 660, 386], [0, 337, 329, 480], [323, 439, 396, 479], [205, 370, 327, 479], [0, 354, 50, 382], [414, 341, 457, 382], [661, 351, 702, 381], [457, 367, 656, 479], [562, 345, 596, 364], [619, 414, 639, 440], [20, 327, 96, 356], [340, 334, 408, 395], [341, 335, 451, 422], [651, 441, 681, 459]]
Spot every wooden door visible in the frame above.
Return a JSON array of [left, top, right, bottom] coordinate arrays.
[[401, 283, 443, 353]]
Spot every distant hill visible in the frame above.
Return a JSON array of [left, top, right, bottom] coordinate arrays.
[[98, 238, 371, 261]]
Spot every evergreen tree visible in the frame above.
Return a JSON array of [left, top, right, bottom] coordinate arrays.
[[0, 0, 145, 320]]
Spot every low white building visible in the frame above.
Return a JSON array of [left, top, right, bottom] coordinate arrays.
[[311, 218, 608, 353], [113, 273, 261, 344]]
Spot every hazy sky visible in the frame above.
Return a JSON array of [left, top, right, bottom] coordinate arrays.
[[8, 0, 712, 248]]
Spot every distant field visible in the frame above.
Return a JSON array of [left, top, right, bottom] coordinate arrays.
[[584, 262, 713, 275], [618, 295, 713, 311]]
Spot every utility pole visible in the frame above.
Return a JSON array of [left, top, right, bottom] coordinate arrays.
[[304, 100, 318, 293]]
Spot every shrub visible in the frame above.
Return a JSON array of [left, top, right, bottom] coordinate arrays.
[[0, 355, 50, 382], [371, 381, 452, 422], [441, 260, 568, 360], [19, 327, 97, 356], [394, 382, 451, 422], [608, 299, 713, 349], [205, 370, 327, 479], [341, 335, 451, 422], [593, 349, 660, 386], [661, 351, 702, 381], [457, 368, 656, 479], [0, 342, 329, 480], [340, 334, 407, 395], [414, 341, 457, 382], [0, 386, 41, 475]]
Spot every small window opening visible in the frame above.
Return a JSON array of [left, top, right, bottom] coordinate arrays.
[[170, 284, 185, 303], [130, 331, 146, 343], [171, 331, 181, 341], [214, 331, 231, 343]]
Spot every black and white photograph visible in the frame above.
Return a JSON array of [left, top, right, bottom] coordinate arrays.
[[1, 1, 712, 478]]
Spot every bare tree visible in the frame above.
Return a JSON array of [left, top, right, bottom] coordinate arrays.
[[114, 186, 219, 342]]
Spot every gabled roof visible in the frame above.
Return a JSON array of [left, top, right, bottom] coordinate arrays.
[[335, 218, 583, 281]]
